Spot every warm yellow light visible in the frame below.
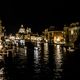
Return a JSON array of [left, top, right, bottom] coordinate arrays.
[[0, 43, 3, 50], [56, 37, 60, 42], [16, 37, 20, 40], [71, 30, 74, 35], [10, 36, 15, 40], [54, 36, 61, 43]]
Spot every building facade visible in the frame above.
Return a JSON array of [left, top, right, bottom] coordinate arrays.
[[43, 27, 64, 44], [63, 22, 80, 47]]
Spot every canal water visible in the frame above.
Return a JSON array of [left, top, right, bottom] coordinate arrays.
[[0, 41, 80, 80]]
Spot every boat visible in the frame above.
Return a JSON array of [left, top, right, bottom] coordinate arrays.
[[67, 47, 75, 52]]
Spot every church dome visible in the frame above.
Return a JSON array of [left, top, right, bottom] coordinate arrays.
[[18, 25, 25, 33]]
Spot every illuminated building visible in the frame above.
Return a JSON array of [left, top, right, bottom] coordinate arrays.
[[69, 22, 80, 42], [9, 34, 15, 40], [42, 27, 54, 41], [15, 33, 20, 40], [25, 27, 31, 40], [17, 24, 32, 41], [43, 26, 64, 44], [18, 24, 25, 39], [63, 25, 69, 45], [26, 27, 31, 34], [53, 31, 64, 44], [43, 28, 48, 40], [30, 33, 39, 42], [64, 22, 80, 47]]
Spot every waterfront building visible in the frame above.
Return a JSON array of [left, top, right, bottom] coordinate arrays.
[[26, 27, 31, 34], [15, 33, 20, 40], [25, 27, 31, 41], [69, 22, 80, 42], [43, 26, 64, 44], [42, 28, 48, 40], [63, 22, 80, 48], [63, 25, 69, 46], [18, 24, 25, 39], [18, 25, 32, 41], [30, 33, 39, 42]]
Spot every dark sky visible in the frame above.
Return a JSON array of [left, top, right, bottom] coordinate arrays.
[[0, 1, 80, 34]]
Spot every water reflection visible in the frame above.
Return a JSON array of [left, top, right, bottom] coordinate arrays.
[[54, 44, 63, 79], [34, 41, 41, 65], [33, 42, 41, 79], [44, 42, 49, 64], [55, 45, 62, 68], [34, 47, 40, 65], [1, 42, 72, 80], [0, 54, 4, 80]]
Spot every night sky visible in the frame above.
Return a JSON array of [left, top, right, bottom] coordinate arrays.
[[0, 1, 80, 34]]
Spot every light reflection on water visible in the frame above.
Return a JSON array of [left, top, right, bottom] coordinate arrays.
[[34, 47, 40, 65], [44, 42, 49, 64], [54, 44, 63, 79], [33, 42, 63, 79], [54, 45, 62, 69], [0, 59, 4, 80], [34, 42, 41, 74], [2, 42, 65, 80], [0, 67, 4, 80]]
